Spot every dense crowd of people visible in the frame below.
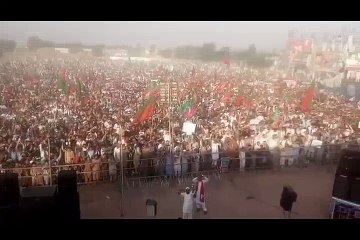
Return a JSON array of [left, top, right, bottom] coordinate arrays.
[[0, 57, 359, 187]]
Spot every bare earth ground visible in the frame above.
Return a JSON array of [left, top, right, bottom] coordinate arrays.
[[79, 165, 335, 219]]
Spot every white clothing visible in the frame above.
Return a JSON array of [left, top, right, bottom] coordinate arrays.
[[113, 147, 121, 162], [181, 192, 195, 214], [211, 142, 220, 161], [192, 177, 209, 211]]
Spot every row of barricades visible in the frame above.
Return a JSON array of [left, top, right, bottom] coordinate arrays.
[[0, 145, 344, 188]]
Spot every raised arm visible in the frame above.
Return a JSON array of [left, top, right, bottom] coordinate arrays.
[[202, 176, 209, 183]]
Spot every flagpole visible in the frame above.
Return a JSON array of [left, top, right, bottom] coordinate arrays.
[[120, 126, 124, 217], [168, 80, 172, 156], [48, 137, 52, 186]]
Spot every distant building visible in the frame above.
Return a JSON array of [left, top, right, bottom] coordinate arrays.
[[54, 48, 69, 54]]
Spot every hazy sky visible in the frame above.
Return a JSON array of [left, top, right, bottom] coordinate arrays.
[[0, 21, 359, 51]]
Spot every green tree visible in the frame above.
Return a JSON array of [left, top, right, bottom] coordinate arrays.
[[158, 48, 173, 58], [0, 39, 17, 53], [27, 36, 43, 51]]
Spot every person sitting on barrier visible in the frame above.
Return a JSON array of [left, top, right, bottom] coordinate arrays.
[[83, 157, 92, 183], [109, 157, 117, 182], [92, 154, 101, 182], [30, 161, 37, 186], [133, 144, 141, 175], [43, 161, 50, 186], [36, 162, 45, 186]]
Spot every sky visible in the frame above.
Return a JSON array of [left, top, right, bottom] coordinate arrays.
[[0, 21, 359, 51]]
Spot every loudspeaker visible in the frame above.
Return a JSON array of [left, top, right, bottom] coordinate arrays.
[[332, 175, 351, 201], [58, 192, 81, 220], [58, 170, 77, 196], [20, 186, 58, 219], [57, 170, 80, 220], [350, 179, 360, 203], [0, 173, 20, 206]]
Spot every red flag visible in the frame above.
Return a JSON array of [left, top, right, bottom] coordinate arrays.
[[221, 92, 232, 102], [216, 83, 227, 93], [300, 88, 315, 112], [234, 95, 244, 106], [223, 57, 230, 66], [135, 102, 155, 122], [184, 106, 197, 119]]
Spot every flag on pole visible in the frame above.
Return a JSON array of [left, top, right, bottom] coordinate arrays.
[[179, 98, 196, 118], [56, 69, 70, 95], [76, 80, 87, 96], [221, 92, 232, 103], [134, 99, 156, 123], [300, 87, 315, 112], [234, 95, 244, 106]]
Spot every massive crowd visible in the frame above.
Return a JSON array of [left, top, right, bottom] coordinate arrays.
[[0, 57, 359, 186]]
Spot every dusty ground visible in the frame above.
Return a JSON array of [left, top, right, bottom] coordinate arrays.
[[79, 165, 335, 219]]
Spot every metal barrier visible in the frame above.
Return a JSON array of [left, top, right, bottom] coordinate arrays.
[[0, 144, 351, 188]]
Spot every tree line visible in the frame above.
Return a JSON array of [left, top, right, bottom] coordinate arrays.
[[0, 37, 275, 67], [158, 43, 274, 68]]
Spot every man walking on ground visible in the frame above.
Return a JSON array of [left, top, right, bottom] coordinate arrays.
[[178, 186, 195, 219], [192, 174, 209, 214]]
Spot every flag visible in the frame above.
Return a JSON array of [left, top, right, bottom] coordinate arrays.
[[184, 106, 197, 119], [56, 69, 70, 95], [223, 57, 230, 66], [134, 99, 156, 123], [234, 95, 244, 106], [300, 87, 315, 112], [221, 92, 232, 102], [216, 82, 227, 93], [179, 99, 196, 118], [76, 80, 87, 96]]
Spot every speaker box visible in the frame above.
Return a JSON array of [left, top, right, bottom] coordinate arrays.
[[0, 173, 20, 207], [58, 192, 81, 220], [350, 178, 360, 204], [20, 186, 58, 219], [332, 175, 351, 201], [58, 170, 77, 196]]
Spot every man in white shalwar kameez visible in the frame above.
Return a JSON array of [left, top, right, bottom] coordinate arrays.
[[179, 187, 195, 219], [192, 174, 209, 214]]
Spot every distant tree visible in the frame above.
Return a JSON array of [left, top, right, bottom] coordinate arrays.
[[248, 44, 256, 56], [27, 36, 43, 51], [158, 48, 173, 58], [199, 43, 216, 61], [0, 39, 17, 53], [149, 44, 157, 55], [92, 45, 104, 57], [68, 43, 83, 54]]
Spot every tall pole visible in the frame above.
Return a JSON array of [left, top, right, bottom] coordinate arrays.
[[48, 137, 52, 186], [120, 127, 124, 217], [168, 81, 172, 156]]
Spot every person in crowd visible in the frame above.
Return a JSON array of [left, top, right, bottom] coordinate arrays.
[[109, 157, 117, 182], [92, 154, 101, 183], [83, 157, 92, 183], [178, 186, 196, 219], [0, 57, 358, 188], [192, 174, 209, 214]]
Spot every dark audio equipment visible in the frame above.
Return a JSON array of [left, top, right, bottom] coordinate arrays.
[[332, 175, 351, 201], [20, 186, 58, 219], [57, 170, 80, 220], [0, 173, 20, 207], [0, 170, 80, 220], [58, 170, 77, 196]]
